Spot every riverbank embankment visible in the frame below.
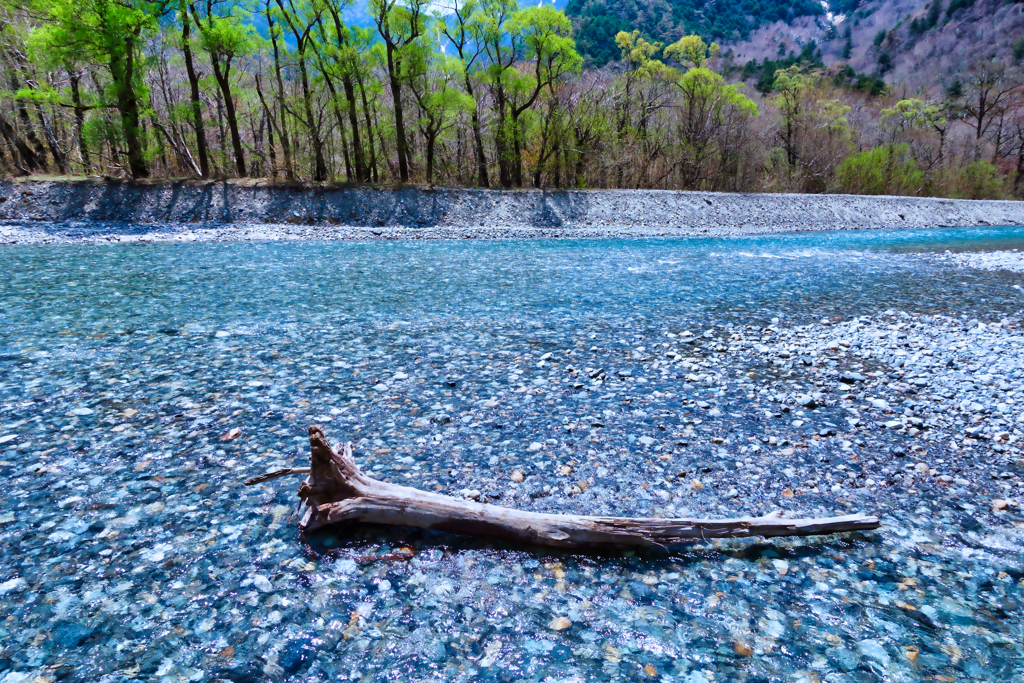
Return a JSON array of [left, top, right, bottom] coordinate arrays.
[[2, 178, 1024, 244]]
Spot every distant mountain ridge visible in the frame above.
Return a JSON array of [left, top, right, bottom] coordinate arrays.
[[565, 0, 1024, 89]]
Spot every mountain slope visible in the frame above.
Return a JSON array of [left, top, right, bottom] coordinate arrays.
[[565, 0, 826, 66], [567, 0, 1023, 91]]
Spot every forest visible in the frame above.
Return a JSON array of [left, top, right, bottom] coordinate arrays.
[[566, 0, 826, 67], [0, 0, 1023, 198]]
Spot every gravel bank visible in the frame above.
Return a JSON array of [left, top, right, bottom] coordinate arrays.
[[940, 249, 1024, 273], [2, 179, 1023, 244]]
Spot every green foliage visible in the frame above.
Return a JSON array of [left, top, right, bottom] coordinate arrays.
[[881, 98, 946, 129], [835, 144, 925, 195], [910, 1, 941, 34], [664, 34, 719, 69], [943, 161, 1006, 199], [745, 45, 883, 96], [29, 0, 171, 176], [615, 30, 664, 77], [873, 29, 886, 46], [565, 0, 825, 66], [1013, 37, 1024, 61], [927, 0, 941, 26], [568, 3, 630, 66], [830, 0, 859, 15], [750, 50, 821, 94], [877, 50, 892, 73], [945, 0, 975, 17]]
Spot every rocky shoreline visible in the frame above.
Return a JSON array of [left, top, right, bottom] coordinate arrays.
[[2, 179, 1024, 244]]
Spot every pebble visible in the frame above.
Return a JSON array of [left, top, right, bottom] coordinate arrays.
[[252, 575, 273, 592], [547, 617, 572, 631]]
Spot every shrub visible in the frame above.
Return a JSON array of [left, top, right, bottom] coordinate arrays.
[[835, 144, 925, 195], [943, 161, 1006, 199], [1014, 37, 1024, 61]]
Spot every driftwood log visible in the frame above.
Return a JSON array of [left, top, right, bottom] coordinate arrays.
[[245, 426, 880, 549]]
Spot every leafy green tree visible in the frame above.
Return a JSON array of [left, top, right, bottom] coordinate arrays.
[[274, 0, 329, 180], [440, 0, 490, 186], [404, 40, 474, 183], [478, 0, 581, 187], [370, 0, 430, 182], [772, 65, 810, 168], [178, 0, 209, 177], [612, 30, 664, 186], [259, 0, 294, 179], [32, 0, 173, 177], [663, 35, 757, 188], [313, 0, 372, 182], [190, 0, 256, 176], [664, 34, 718, 69], [18, 16, 93, 171], [771, 66, 853, 189], [881, 98, 949, 167], [946, 160, 1004, 199]]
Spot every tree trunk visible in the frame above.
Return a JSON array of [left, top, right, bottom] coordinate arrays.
[[0, 111, 30, 174], [68, 71, 91, 172], [297, 50, 328, 181], [254, 74, 278, 178], [512, 114, 524, 187], [264, 108, 278, 177], [246, 427, 881, 550], [8, 73, 48, 172], [385, 43, 409, 182], [495, 114, 512, 187], [110, 38, 149, 179], [269, 14, 294, 181], [358, 78, 379, 183], [182, 4, 209, 178], [464, 76, 488, 187], [425, 129, 435, 184], [321, 71, 352, 181], [343, 75, 368, 182], [37, 109, 67, 174], [211, 60, 246, 177]]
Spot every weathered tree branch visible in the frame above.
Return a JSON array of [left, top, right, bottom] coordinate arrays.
[[245, 426, 880, 549]]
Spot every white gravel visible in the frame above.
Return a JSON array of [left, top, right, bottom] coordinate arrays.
[[942, 250, 1024, 273]]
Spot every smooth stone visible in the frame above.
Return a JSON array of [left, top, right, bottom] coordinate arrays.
[[858, 639, 891, 667]]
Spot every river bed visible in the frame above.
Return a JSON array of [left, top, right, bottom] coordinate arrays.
[[1, 227, 1023, 682]]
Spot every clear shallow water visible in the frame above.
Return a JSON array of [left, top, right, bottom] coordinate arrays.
[[0, 226, 1023, 682]]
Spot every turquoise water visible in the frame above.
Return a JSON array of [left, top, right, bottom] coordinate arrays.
[[1, 226, 1023, 682]]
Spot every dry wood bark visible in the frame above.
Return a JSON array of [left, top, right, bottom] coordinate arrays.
[[245, 426, 880, 549]]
